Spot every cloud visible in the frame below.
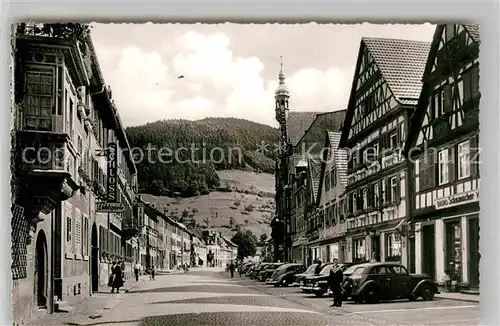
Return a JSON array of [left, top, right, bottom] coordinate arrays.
[[91, 24, 432, 128]]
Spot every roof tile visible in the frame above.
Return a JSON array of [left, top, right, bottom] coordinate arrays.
[[464, 24, 480, 43], [362, 37, 432, 105], [287, 111, 322, 146]]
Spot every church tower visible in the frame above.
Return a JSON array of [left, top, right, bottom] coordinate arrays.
[[272, 56, 290, 262], [275, 56, 290, 150]]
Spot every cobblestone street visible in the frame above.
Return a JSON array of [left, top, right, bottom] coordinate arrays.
[[27, 268, 479, 325]]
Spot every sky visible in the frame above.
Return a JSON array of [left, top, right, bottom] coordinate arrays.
[[90, 23, 436, 128]]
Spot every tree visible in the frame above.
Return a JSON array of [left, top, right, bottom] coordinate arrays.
[[231, 229, 258, 260], [259, 233, 268, 245], [244, 219, 249, 225]]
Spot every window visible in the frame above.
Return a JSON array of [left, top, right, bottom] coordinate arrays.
[[386, 233, 401, 259], [362, 188, 368, 210], [399, 123, 405, 143], [373, 266, 388, 275], [24, 70, 54, 130], [353, 192, 357, 212], [373, 143, 379, 161], [440, 89, 446, 115], [390, 265, 407, 275], [390, 177, 397, 202], [330, 168, 336, 187], [69, 98, 74, 137], [354, 239, 366, 260], [463, 65, 480, 102], [390, 131, 397, 149], [438, 149, 449, 185], [374, 183, 380, 206], [458, 140, 470, 179]]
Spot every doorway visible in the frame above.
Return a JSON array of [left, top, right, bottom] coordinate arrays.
[[35, 231, 48, 308], [422, 225, 436, 280], [468, 218, 480, 288], [91, 223, 99, 293]]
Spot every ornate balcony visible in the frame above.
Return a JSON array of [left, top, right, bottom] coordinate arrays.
[[15, 130, 80, 221]]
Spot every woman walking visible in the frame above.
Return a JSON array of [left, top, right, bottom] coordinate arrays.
[[328, 258, 344, 307]]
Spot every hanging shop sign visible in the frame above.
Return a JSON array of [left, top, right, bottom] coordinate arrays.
[[434, 189, 479, 210], [96, 201, 125, 213], [107, 142, 118, 202]]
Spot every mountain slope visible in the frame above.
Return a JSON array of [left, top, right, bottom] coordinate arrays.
[[126, 117, 279, 197], [140, 170, 275, 239]]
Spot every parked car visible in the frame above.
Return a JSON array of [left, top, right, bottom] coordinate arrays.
[[246, 263, 260, 277], [258, 263, 284, 281], [301, 263, 351, 297], [293, 263, 319, 288], [267, 263, 306, 287], [346, 262, 439, 303], [250, 263, 270, 279]]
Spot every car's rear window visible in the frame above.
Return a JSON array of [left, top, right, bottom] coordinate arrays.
[[352, 267, 365, 275]]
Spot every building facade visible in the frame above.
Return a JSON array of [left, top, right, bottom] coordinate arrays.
[[404, 24, 480, 290], [310, 131, 349, 264], [10, 23, 140, 325], [339, 37, 431, 266]]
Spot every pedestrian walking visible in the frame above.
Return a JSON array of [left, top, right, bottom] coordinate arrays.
[[109, 261, 124, 293], [229, 261, 235, 278], [328, 258, 343, 307], [134, 262, 140, 282], [150, 265, 156, 280]]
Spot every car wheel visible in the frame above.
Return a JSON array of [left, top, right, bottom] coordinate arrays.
[[281, 279, 288, 287], [352, 295, 362, 304], [421, 286, 435, 301], [314, 291, 325, 297], [363, 287, 378, 304], [408, 293, 417, 301]]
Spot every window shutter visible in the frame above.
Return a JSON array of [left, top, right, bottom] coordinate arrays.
[[396, 124, 402, 147], [463, 70, 472, 102], [427, 152, 436, 188], [380, 180, 386, 205], [449, 146, 456, 182], [385, 178, 390, 202], [444, 84, 453, 113], [471, 65, 480, 98], [419, 157, 428, 191], [396, 173, 401, 202], [470, 134, 479, 176]]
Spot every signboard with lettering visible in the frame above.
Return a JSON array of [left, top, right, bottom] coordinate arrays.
[[107, 142, 117, 202], [96, 202, 125, 213], [434, 189, 479, 210]]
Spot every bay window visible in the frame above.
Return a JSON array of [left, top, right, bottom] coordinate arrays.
[[24, 70, 54, 130]]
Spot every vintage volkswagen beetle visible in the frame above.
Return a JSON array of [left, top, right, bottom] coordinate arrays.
[[346, 262, 440, 303], [267, 263, 306, 287], [259, 263, 284, 281]]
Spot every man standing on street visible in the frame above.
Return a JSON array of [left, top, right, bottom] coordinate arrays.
[[315, 259, 323, 275], [229, 261, 235, 278], [134, 262, 141, 282]]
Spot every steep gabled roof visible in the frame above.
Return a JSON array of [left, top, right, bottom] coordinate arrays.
[[316, 130, 348, 207], [340, 37, 431, 146], [287, 111, 322, 146], [404, 24, 480, 155], [362, 37, 431, 105]]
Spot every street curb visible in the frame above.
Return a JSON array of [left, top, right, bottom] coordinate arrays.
[[436, 296, 479, 303]]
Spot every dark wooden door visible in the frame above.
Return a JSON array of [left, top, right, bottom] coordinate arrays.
[[422, 225, 436, 280], [468, 218, 480, 288]]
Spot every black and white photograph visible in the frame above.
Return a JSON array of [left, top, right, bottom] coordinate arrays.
[[9, 20, 481, 326]]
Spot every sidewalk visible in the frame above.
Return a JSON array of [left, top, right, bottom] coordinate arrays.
[[26, 275, 150, 326]]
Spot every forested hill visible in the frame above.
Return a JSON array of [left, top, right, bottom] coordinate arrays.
[[125, 117, 279, 197]]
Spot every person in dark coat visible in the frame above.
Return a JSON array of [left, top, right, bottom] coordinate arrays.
[[314, 259, 323, 275], [229, 261, 235, 278], [328, 258, 343, 307], [110, 261, 124, 293]]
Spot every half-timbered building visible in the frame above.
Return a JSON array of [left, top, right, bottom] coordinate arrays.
[[339, 37, 431, 266], [404, 24, 480, 291], [309, 131, 349, 264], [288, 111, 346, 264]]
